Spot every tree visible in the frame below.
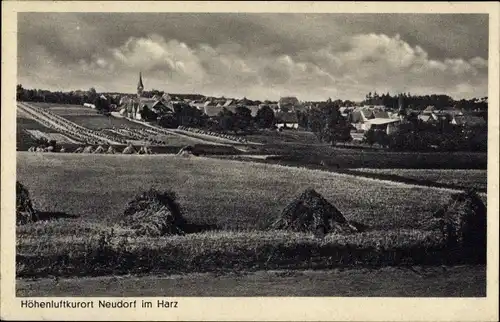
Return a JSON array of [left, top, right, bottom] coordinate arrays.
[[255, 105, 275, 128], [17, 84, 24, 101], [94, 95, 110, 114], [88, 87, 97, 103], [308, 108, 326, 142], [173, 103, 207, 127], [233, 105, 253, 133], [217, 108, 235, 133], [363, 128, 376, 146], [308, 99, 352, 145], [158, 114, 178, 128]]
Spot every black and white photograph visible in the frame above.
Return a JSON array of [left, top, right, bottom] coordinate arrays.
[[2, 1, 499, 321]]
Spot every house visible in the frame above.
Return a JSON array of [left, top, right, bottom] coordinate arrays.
[[418, 113, 439, 123], [203, 105, 222, 118], [422, 105, 435, 114], [365, 118, 401, 135], [83, 103, 96, 109], [275, 112, 299, 129], [347, 106, 399, 133], [348, 107, 376, 131], [247, 105, 261, 117]]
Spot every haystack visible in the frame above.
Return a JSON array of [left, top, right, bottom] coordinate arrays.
[[83, 145, 94, 153], [121, 188, 186, 236], [122, 144, 136, 154], [94, 145, 105, 154], [59, 147, 66, 153], [106, 146, 116, 154], [16, 181, 38, 225], [137, 146, 153, 155], [271, 188, 358, 235], [433, 189, 486, 249], [177, 145, 195, 157]]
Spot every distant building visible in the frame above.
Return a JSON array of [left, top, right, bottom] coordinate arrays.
[[275, 112, 299, 129], [348, 106, 400, 134], [120, 72, 171, 120]]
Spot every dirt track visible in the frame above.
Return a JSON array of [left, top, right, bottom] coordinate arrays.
[[17, 266, 485, 297]]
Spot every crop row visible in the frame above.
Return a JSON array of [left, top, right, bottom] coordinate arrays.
[[178, 125, 249, 143], [18, 103, 115, 145]]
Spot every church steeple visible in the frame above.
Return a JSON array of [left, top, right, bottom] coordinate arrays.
[[137, 72, 144, 97]]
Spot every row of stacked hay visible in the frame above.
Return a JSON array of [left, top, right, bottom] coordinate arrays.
[[72, 144, 152, 154], [16, 181, 487, 256]]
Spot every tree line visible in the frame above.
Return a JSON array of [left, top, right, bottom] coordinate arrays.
[[362, 91, 488, 111], [156, 104, 277, 134]]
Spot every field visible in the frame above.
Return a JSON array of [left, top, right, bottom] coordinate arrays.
[[260, 146, 487, 169], [17, 152, 462, 231], [232, 129, 323, 145], [348, 169, 487, 192], [15, 152, 487, 295], [16, 103, 210, 149], [14, 102, 488, 296], [61, 115, 148, 130]]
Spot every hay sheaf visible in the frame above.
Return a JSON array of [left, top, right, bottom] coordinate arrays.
[[121, 188, 187, 236], [433, 188, 486, 250], [177, 145, 197, 157], [94, 145, 105, 154], [138, 146, 153, 154], [83, 146, 94, 153], [272, 188, 358, 235], [122, 144, 136, 154], [106, 146, 116, 154], [16, 181, 38, 225]]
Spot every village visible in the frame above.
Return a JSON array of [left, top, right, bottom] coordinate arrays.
[[16, 72, 488, 155]]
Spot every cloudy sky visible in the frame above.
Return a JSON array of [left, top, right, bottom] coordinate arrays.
[[18, 13, 488, 101]]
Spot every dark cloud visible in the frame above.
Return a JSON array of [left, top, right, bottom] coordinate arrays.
[[17, 13, 488, 100]]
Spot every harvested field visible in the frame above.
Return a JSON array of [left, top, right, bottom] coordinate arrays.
[[17, 117, 70, 149], [17, 152, 461, 231], [234, 129, 323, 145], [29, 102, 84, 109], [61, 115, 147, 130], [25, 130, 80, 144], [47, 106, 101, 116]]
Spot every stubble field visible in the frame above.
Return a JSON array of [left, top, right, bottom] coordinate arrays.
[[17, 153, 463, 231], [15, 151, 487, 296]]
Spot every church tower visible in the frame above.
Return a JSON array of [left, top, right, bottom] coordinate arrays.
[[137, 72, 144, 97]]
